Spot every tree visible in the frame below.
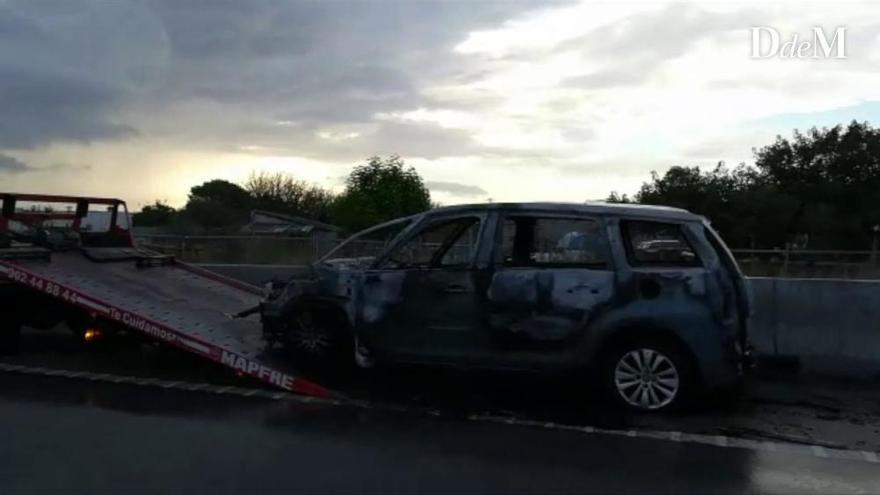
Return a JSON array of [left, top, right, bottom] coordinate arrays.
[[332, 155, 432, 231], [604, 191, 632, 203], [183, 179, 252, 230], [632, 162, 797, 248], [187, 179, 252, 209], [132, 201, 176, 227], [753, 121, 880, 249], [621, 121, 880, 249], [244, 172, 336, 222]]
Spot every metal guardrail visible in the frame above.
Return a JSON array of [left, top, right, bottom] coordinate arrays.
[[136, 235, 332, 265], [730, 249, 878, 279]]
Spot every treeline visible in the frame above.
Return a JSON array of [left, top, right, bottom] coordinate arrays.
[[138, 122, 880, 249], [609, 121, 880, 250], [134, 155, 431, 233]]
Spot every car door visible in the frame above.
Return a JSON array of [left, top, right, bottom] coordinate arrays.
[[357, 214, 488, 363], [486, 213, 616, 364]]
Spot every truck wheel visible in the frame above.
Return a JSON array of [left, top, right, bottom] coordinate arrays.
[[285, 307, 353, 366], [602, 338, 695, 412], [0, 320, 21, 355]]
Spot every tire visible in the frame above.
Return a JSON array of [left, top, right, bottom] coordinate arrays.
[[0, 320, 21, 355], [65, 311, 91, 340], [284, 306, 353, 367], [602, 337, 695, 413]]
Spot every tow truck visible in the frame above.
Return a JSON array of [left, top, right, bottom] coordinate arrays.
[[0, 193, 330, 398]]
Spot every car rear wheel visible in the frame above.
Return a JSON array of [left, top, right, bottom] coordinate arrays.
[[604, 339, 694, 412]]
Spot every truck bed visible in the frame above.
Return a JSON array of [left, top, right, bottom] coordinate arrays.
[[0, 250, 329, 397]]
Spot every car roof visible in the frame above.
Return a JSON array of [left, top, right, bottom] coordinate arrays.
[[425, 202, 703, 222]]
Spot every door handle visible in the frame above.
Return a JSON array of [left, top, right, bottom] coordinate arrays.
[[442, 284, 469, 294]]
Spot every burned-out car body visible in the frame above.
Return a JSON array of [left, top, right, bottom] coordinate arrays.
[[261, 202, 751, 411]]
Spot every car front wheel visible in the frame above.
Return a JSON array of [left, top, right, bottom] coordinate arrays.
[[284, 307, 352, 367]]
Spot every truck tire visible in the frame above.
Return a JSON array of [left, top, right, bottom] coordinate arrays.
[[0, 319, 22, 355]]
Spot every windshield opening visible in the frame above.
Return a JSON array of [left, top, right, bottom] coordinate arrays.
[[320, 216, 416, 263]]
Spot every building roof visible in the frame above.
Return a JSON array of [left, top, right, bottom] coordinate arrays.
[[242, 209, 342, 235]]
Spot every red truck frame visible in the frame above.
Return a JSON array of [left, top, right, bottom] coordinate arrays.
[[0, 193, 330, 398]]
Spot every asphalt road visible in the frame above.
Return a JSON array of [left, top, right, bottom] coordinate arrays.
[[0, 373, 878, 494], [6, 325, 880, 452]]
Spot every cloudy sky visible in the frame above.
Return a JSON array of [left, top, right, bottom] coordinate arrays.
[[1, 0, 879, 210]]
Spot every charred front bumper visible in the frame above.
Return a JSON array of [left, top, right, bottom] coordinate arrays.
[[259, 278, 304, 345]]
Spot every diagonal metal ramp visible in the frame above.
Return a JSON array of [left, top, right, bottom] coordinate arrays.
[[0, 251, 331, 398]]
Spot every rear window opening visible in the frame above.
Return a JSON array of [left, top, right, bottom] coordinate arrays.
[[500, 216, 609, 268], [621, 220, 701, 267]]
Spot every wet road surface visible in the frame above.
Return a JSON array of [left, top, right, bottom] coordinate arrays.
[[7, 326, 880, 451], [1, 372, 879, 494]]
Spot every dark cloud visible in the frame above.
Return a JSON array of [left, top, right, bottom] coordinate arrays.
[[144, 1, 554, 109], [143, 0, 583, 164], [0, 0, 566, 159], [0, 68, 135, 149], [0, 153, 29, 173], [134, 1, 568, 159], [0, 0, 164, 149], [426, 181, 488, 196]]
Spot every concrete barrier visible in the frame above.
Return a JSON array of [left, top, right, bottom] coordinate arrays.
[[199, 264, 880, 379], [748, 277, 880, 379]]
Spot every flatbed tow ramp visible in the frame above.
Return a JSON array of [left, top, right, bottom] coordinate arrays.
[[0, 193, 330, 398]]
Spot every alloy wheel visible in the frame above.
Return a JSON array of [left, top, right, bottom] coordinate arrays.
[[613, 348, 680, 410], [292, 314, 331, 354]]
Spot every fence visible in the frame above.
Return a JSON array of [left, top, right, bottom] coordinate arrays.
[[731, 249, 879, 279], [137, 235, 880, 279], [136, 235, 334, 265]]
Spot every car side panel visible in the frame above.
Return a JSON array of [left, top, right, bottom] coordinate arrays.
[[487, 268, 615, 343], [581, 267, 741, 387]]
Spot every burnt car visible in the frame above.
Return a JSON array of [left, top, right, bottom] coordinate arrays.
[[261, 202, 751, 412]]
